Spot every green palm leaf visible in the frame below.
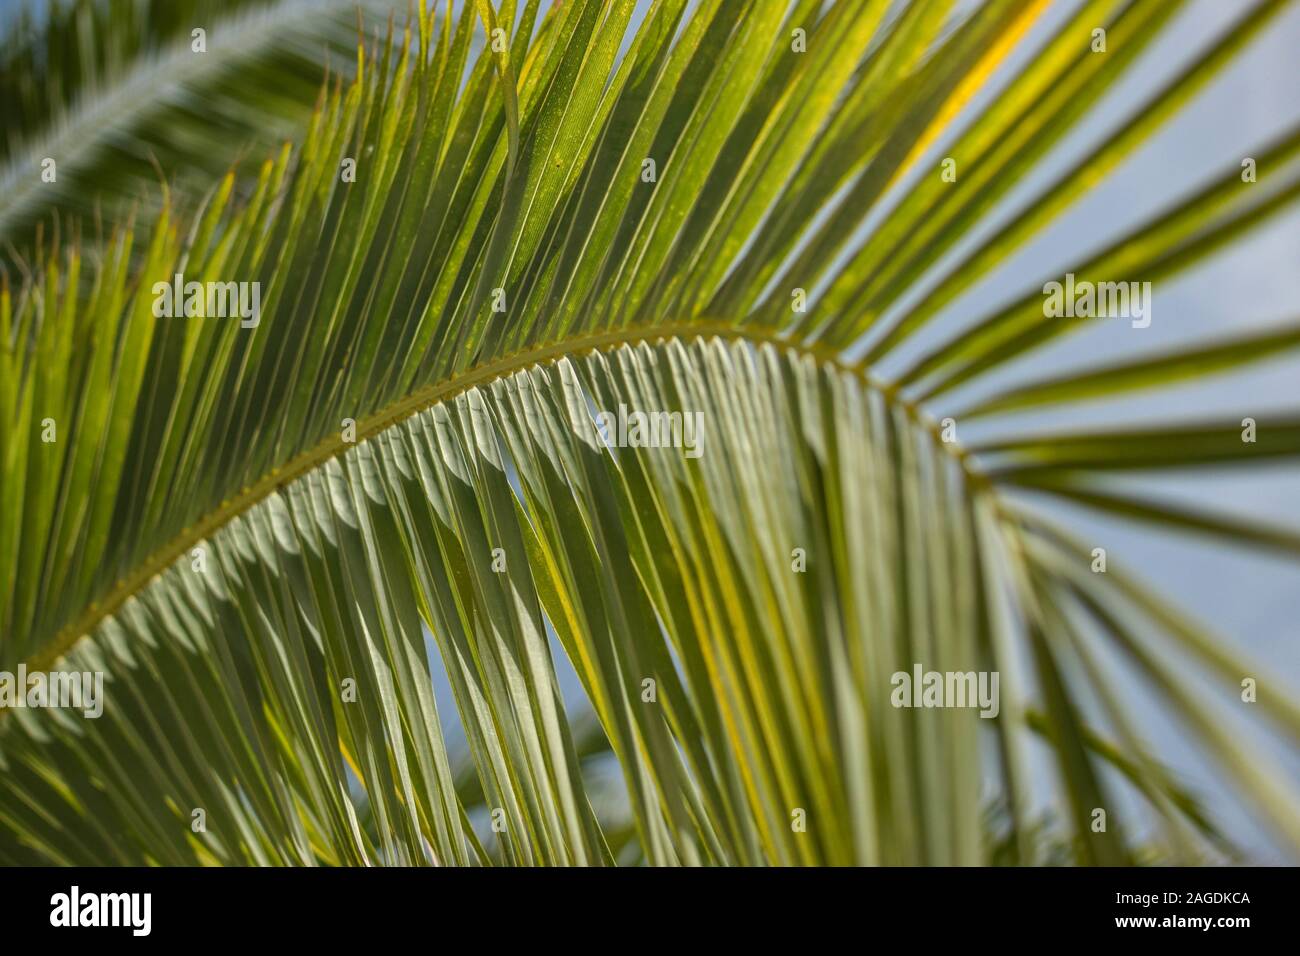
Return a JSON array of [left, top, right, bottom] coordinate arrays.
[[1, 0, 1297, 865], [0, 0, 408, 252]]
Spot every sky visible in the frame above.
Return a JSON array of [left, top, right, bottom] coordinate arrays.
[[886, 0, 1300, 861]]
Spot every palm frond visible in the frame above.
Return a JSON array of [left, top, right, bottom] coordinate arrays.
[[0, 0, 408, 251], [2, 0, 1298, 865]]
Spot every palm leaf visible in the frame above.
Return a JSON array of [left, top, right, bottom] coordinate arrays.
[[1, 0, 1297, 865], [0, 0, 409, 252]]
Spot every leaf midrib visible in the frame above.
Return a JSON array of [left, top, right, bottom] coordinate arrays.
[[23, 319, 984, 675]]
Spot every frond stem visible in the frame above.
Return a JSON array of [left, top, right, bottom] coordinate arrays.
[[23, 320, 986, 674]]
